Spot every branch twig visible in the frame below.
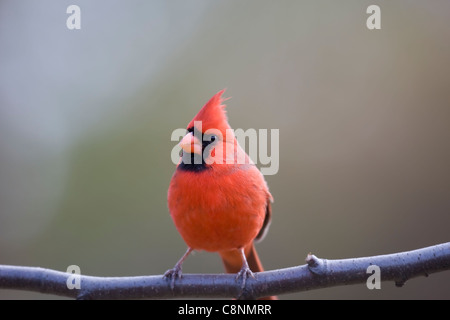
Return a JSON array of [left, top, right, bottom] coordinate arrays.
[[0, 242, 449, 299]]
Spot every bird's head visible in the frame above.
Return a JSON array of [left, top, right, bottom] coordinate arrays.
[[178, 90, 237, 171]]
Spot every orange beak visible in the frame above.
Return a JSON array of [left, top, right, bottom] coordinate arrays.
[[179, 132, 202, 155]]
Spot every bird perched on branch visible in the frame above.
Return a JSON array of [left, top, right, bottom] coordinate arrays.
[[165, 90, 275, 300]]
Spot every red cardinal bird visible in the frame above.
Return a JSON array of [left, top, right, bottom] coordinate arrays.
[[165, 90, 275, 300]]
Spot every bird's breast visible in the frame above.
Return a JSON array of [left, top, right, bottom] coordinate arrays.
[[167, 166, 268, 252]]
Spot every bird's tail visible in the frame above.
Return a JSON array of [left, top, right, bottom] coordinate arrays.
[[220, 243, 277, 300]]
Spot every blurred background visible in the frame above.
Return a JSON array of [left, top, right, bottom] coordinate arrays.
[[1, 0, 449, 299]]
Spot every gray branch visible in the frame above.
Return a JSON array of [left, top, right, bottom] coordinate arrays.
[[0, 242, 449, 299]]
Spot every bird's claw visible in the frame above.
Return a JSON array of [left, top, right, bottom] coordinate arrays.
[[236, 265, 256, 289], [163, 247, 193, 290], [163, 265, 183, 290]]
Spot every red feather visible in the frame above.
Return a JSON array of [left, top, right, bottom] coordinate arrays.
[[167, 90, 275, 300]]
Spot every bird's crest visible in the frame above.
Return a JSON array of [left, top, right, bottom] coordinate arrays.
[[187, 89, 231, 135]]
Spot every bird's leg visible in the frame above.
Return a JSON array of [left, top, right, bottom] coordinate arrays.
[[163, 247, 193, 289], [236, 247, 256, 289]]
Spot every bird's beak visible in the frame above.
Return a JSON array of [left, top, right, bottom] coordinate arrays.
[[179, 131, 202, 155]]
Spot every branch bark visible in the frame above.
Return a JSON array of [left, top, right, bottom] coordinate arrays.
[[0, 242, 449, 299]]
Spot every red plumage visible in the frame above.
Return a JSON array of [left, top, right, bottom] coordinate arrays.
[[166, 90, 275, 300]]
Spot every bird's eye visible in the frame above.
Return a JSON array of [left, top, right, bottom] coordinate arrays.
[[210, 135, 216, 142]]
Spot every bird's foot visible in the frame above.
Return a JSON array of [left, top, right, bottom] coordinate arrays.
[[163, 247, 193, 290], [163, 264, 183, 290], [236, 264, 256, 289]]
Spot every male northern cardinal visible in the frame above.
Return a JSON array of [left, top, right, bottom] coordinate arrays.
[[165, 90, 275, 300]]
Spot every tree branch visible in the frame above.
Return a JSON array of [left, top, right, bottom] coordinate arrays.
[[0, 242, 449, 299]]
